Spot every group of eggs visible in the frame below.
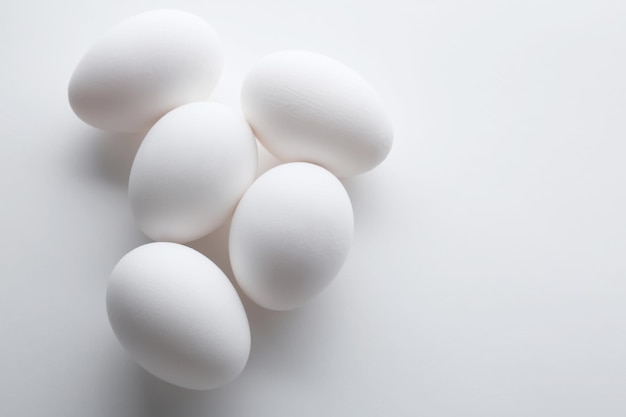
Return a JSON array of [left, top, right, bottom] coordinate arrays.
[[69, 10, 393, 390]]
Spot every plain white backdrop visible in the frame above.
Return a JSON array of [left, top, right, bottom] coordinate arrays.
[[2, 1, 626, 416]]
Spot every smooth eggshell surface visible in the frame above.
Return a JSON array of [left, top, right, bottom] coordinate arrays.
[[241, 50, 393, 177], [229, 163, 354, 311], [129, 102, 257, 243], [69, 10, 223, 132], [106, 242, 251, 390]]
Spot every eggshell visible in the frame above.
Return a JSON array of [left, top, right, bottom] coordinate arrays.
[[229, 162, 354, 311], [106, 242, 250, 390], [241, 50, 393, 177], [129, 102, 257, 243], [68, 10, 223, 132]]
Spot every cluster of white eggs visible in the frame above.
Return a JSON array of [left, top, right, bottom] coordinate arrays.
[[69, 10, 393, 390]]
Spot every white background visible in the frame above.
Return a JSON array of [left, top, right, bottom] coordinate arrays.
[[2, 1, 626, 416]]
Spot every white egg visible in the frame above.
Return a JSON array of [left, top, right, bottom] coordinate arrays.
[[106, 242, 250, 390], [128, 102, 257, 243], [68, 10, 223, 132], [241, 50, 393, 177], [229, 163, 354, 311]]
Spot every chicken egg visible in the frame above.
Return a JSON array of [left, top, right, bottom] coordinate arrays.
[[69, 10, 223, 132], [241, 50, 393, 177], [129, 102, 257, 243], [229, 163, 354, 310], [106, 242, 251, 390]]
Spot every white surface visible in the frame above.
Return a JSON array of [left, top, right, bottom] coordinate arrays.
[[1, 1, 625, 416]]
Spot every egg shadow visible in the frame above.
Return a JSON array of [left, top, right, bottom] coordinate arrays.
[[340, 171, 391, 235], [188, 214, 235, 281], [77, 127, 145, 189], [132, 300, 332, 417], [136, 367, 225, 417]]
